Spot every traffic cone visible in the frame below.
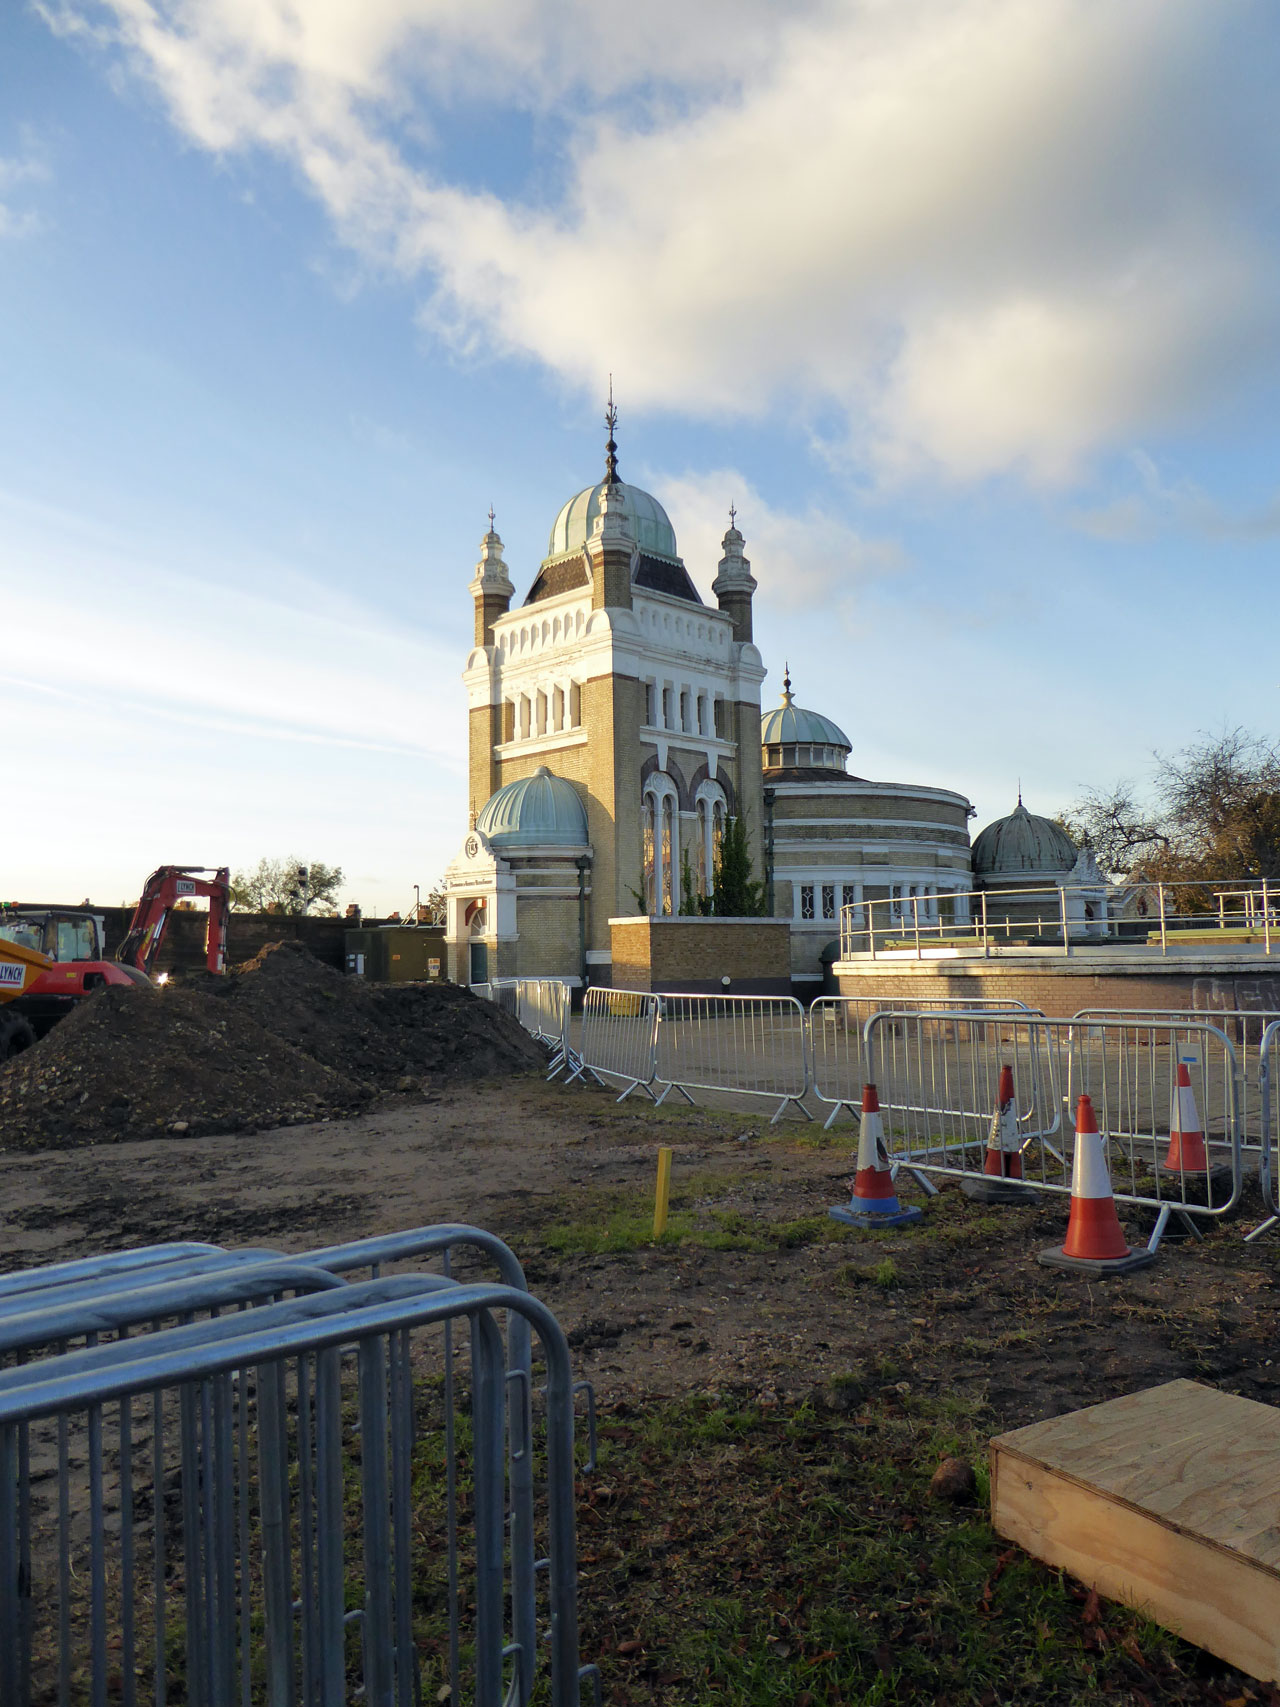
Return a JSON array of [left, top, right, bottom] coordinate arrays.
[[829, 1084, 922, 1228], [962, 1064, 1037, 1203], [1039, 1094, 1154, 1276], [1162, 1061, 1210, 1174]]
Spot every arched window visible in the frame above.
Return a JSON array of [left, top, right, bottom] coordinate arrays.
[[642, 796, 656, 913], [661, 796, 674, 915], [643, 773, 681, 914], [694, 779, 728, 895]]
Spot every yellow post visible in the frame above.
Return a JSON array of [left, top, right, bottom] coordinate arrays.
[[653, 1146, 673, 1239]]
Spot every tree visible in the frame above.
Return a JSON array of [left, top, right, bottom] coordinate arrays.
[[230, 858, 345, 916], [710, 816, 769, 917], [1061, 728, 1280, 888], [1057, 785, 1169, 878]]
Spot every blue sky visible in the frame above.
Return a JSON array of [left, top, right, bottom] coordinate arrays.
[[3, 0, 1279, 912]]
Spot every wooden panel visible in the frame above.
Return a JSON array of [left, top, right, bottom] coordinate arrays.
[[991, 1381, 1280, 1684]]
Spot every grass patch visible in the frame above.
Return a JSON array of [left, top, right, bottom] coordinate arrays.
[[580, 1386, 1237, 1706], [542, 1189, 847, 1256]]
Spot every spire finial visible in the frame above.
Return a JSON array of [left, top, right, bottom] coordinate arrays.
[[729, 502, 737, 530], [782, 661, 793, 704], [604, 375, 619, 485], [487, 503, 496, 531]]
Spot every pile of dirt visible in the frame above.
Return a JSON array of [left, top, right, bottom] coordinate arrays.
[[0, 942, 544, 1150], [0, 983, 369, 1148], [207, 941, 546, 1085]]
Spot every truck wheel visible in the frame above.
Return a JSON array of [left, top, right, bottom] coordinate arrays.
[[0, 1012, 37, 1062]]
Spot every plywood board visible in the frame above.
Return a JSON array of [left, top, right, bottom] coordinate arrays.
[[991, 1380, 1280, 1683]]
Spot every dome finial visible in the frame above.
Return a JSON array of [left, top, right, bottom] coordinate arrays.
[[728, 501, 737, 529], [604, 375, 619, 485], [782, 662, 793, 705], [1017, 778, 1023, 808], [487, 503, 496, 531]]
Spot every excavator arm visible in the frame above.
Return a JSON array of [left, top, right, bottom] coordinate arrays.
[[116, 866, 231, 977]]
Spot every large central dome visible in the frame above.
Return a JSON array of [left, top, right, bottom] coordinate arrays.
[[547, 481, 678, 561]]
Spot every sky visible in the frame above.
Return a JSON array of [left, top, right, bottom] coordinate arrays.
[[3, 0, 1279, 913]]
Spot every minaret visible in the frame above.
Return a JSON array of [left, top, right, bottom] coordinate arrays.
[[468, 507, 515, 647], [467, 508, 514, 824], [585, 382, 636, 611], [712, 504, 757, 642]]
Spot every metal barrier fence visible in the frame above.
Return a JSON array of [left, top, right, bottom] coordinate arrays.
[[1252, 1021, 1280, 1242], [653, 994, 810, 1123], [0, 1229, 595, 1707], [865, 1010, 1241, 1247], [809, 997, 1038, 1130], [1073, 1006, 1277, 1166], [568, 986, 661, 1100], [488, 978, 578, 1078]]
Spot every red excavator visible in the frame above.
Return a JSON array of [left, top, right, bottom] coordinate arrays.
[[0, 866, 230, 1053]]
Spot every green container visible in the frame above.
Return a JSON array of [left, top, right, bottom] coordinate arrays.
[[344, 927, 446, 982]]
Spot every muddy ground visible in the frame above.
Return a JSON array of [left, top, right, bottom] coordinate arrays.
[[4, 1072, 1279, 1704], [3, 1071, 1275, 1430]]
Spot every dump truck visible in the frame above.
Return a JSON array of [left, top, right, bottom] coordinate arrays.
[[0, 933, 54, 1059]]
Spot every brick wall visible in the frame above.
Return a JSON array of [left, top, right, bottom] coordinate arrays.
[[46, 906, 357, 974], [832, 958, 1280, 1017], [610, 916, 791, 995]]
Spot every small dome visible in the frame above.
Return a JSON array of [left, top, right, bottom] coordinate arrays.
[[547, 482, 678, 561], [972, 800, 1077, 876], [475, 766, 589, 849], [760, 672, 851, 772], [760, 698, 851, 750]]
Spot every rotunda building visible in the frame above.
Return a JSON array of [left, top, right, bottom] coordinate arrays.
[[764, 673, 975, 984]]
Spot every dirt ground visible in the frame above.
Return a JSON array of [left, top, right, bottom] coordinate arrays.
[[3, 1071, 1275, 1433]]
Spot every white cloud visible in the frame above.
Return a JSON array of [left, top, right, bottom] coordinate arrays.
[[40, 0, 1280, 483], [0, 129, 50, 238], [0, 486, 461, 763], [652, 467, 904, 613]]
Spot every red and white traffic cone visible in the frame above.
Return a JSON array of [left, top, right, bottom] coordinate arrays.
[[829, 1083, 922, 1228], [962, 1064, 1037, 1203], [1039, 1094, 1154, 1275], [1162, 1060, 1210, 1174]]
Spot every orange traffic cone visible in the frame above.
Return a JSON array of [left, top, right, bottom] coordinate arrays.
[[1039, 1094, 1155, 1276], [962, 1064, 1037, 1203], [829, 1084, 922, 1228], [1162, 1060, 1210, 1174]]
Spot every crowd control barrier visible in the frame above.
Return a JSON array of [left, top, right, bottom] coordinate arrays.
[[0, 1230, 595, 1707], [864, 1010, 1242, 1247], [488, 978, 578, 1078], [653, 994, 811, 1123], [1074, 1006, 1278, 1170], [809, 997, 1037, 1129], [1252, 1021, 1280, 1242], [569, 986, 662, 1100]]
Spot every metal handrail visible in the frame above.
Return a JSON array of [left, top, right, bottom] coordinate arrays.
[[841, 874, 1280, 960]]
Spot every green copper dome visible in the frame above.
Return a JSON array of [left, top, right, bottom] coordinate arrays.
[[972, 801, 1077, 876], [547, 481, 679, 561], [475, 766, 589, 849], [760, 698, 851, 751]]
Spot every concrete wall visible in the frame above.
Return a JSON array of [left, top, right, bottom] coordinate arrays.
[[832, 954, 1280, 1017], [610, 916, 791, 995]]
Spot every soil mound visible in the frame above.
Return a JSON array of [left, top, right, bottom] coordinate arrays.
[[0, 942, 544, 1151], [0, 983, 369, 1149], [210, 941, 545, 1083]]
